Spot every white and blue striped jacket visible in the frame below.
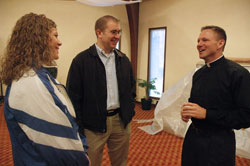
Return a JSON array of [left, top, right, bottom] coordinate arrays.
[[4, 67, 89, 166]]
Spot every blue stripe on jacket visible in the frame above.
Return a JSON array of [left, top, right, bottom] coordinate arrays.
[[4, 68, 89, 166]]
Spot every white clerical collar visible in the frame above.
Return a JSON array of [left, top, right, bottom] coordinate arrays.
[[206, 55, 224, 67]]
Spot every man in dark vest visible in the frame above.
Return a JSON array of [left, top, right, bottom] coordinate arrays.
[[66, 15, 136, 166]]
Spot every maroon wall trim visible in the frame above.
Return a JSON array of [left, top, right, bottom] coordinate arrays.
[[126, 3, 139, 78]]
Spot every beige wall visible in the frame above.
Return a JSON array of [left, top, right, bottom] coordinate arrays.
[[137, 0, 250, 100], [1, 0, 250, 101], [0, 0, 131, 88]]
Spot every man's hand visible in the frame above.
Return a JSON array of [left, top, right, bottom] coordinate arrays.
[[181, 102, 206, 122]]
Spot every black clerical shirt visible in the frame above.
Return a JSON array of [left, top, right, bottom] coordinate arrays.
[[189, 56, 250, 130]]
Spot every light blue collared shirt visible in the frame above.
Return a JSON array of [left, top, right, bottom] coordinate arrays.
[[95, 44, 120, 110]]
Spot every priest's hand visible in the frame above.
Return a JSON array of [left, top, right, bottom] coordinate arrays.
[[181, 113, 191, 123], [181, 103, 191, 122], [181, 102, 206, 120]]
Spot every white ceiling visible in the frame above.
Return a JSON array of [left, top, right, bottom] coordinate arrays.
[[76, 0, 142, 6]]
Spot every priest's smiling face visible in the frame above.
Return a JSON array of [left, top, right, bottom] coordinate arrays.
[[197, 29, 225, 63]]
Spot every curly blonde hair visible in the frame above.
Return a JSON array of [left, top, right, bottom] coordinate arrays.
[[0, 13, 57, 85]]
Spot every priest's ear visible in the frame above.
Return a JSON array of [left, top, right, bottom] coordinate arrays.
[[217, 39, 226, 51]]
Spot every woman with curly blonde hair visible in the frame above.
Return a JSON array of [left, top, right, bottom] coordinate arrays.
[[0, 13, 89, 166], [1, 13, 57, 85]]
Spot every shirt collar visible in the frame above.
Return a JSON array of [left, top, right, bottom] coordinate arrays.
[[95, 43, 114, 58], [206, 54, 224, 67]]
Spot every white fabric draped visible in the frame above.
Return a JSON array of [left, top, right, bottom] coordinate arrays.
[[139, 65, 250, 159]]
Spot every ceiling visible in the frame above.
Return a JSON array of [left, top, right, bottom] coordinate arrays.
[[75, 0, 142, 6]]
